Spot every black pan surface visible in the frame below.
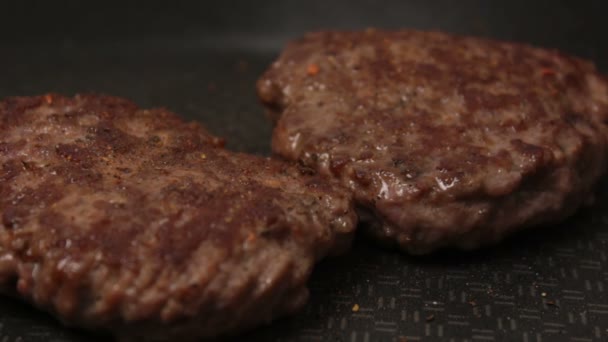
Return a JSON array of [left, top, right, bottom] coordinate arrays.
[[1, 1, 607, 341]]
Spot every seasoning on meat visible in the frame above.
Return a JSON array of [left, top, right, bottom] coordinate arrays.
[[307, 63, 320, 76]]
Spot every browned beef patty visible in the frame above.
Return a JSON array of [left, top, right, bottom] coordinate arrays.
[[257, 29, 608, 254], [0, 94, 356, 340]]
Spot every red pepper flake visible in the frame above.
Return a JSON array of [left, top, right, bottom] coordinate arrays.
[[540, 68, 556, 76], [307, 63, 320, 76]]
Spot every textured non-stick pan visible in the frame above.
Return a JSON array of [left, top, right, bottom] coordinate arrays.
[[1, 1, 608, 341]]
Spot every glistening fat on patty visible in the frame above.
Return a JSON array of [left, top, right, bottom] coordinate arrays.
[[257, 29, 608, 254]]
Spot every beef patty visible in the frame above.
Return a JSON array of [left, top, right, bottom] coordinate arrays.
[[257, 29, 608, 254], [0, 94, 356, 340]]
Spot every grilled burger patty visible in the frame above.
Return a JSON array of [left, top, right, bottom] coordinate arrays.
[[257, 29, 608, 254], [0, 94, 356, 340]]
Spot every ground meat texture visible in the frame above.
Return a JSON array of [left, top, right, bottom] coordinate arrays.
[[257, 29, 608, 254], [0, 94, 356, 340]]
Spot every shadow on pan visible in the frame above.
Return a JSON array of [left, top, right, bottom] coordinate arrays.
[[245, 189, 608, 341]]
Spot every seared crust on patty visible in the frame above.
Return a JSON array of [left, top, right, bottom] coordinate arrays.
[[0, 94, 356, 340], [258, 29, 608, 254]]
